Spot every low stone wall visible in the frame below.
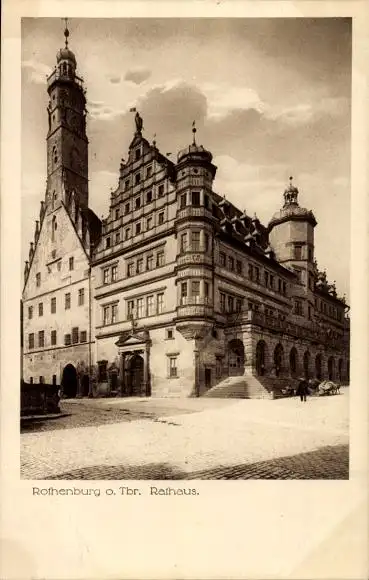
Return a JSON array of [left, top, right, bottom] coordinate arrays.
[[21, 381, 61, 416]]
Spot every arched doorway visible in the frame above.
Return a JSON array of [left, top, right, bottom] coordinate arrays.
[[61, 364, 78, 398], [303, 351, 310, 379], [274, 343, 284, 377], [289, 347, 298, 377], [227, 339, 245, 376], [128, 353, 144, 396], [328, 357, 335, 381], [81, 374, 90, 397], [338, 359, 343, 382], [256, 340, 266, 376], [315, 354, 322, 380]]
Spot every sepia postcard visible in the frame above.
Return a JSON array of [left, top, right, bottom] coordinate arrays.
[[1, 1, 368, 579]]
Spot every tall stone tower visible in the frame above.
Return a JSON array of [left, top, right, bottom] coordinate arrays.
[[268, 178, 317, 320], [45, 22, 88, 215]]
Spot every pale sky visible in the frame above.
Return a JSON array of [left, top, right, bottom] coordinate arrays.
[[22, 17, 351, 300]]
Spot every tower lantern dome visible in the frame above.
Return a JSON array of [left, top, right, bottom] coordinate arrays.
[[269, 176, 317, 230], [55, 19, 77, 77]]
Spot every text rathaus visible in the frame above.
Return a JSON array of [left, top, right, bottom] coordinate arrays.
[[22, 27, 350, 399]]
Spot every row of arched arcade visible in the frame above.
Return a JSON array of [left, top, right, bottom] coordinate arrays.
[[228, 339, 349, 382]]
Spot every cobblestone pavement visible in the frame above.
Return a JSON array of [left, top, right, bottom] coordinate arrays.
[[21, 389, 349, 480]]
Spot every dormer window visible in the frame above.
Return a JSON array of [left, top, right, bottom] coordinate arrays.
[[135, 148, 141, 161]]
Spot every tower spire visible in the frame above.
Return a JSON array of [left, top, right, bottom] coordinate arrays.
[[64, 17, 70, 49]]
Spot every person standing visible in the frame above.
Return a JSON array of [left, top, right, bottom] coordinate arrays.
[[297, 378, 308, 402]]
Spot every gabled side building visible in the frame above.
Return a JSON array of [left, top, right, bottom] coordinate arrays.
[[22, 29, 350, 399]]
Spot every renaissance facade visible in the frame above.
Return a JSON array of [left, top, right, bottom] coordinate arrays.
[[22, 29, 350, 399]]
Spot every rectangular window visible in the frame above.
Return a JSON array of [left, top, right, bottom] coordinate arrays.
[[181, 282, 187, 302], [146, 166, 152, 178], [124, 202, 130, 214], [106, 237, 111, 249], [127, 300, 135, 319], [115, 208, 120, 220], [146, 254, 154, 270], [39, 302, 43, 317], [158, 212, 164, 225], [157, 293, 164, 314], [180, 194, 186, 209], [135, 196, 141, 209], [135, 148, 141, 161], [180, 233, 187, 252], [219, 252, 226, 267], [248, 264, 253, 280], [28, 306, 33, 319], [65, 293, 71, 310], [169, 356, 178, 378], [204, 233, 209, 252], [111, 265, 117, 282], [125, 227, 131, 240], [191, 231, 200, 251], [220, 292, 226, 313], [283, 281, 287, 295], [137, 298, 144, 318], [36, 272, 41, 287], [236, 260, 242, 274], [158, 184, 164, 197], [236, 298, 242, 312], [127, 262, 134, 277], [111, 304, 118, 324], [166, 328, 174, 340], [228, 256, 234, 271], [255, 267, 260, 284], [191, 191, 200, 206], [28, 333, 34, 349], [264, 271, 269, 287], [147, 295, 155, 316], [115, 232, 121, 244], [294, 300, 303, 316], [147, 217, 153, 230], [125, 180, 130, 191], [103, 268, 110, 284], [136, 258, 143, 274], [69, 257, 74, 271], [135, 173, 141, 185], [294, 244, 302, 260], [278, 279, 282, 293], [38, 330, 44, 348], [103, 306, 110, 325], [146, 190, 153, 203], [270, 275, 274, 289], [80, 331, 87, 343], [156, 251, 165, 267], [191, 281, 200, 299], [204, 281, 209, 297], [227, 295, 234, 313], [135, 222, 142, 235], [78, 289, 84, 306], [64, 333, 71, 346], [72, 327, 79, 344]]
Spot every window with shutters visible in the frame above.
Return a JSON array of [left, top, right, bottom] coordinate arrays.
[[38, 330, 45, 348], [72, 327, 79, 344]]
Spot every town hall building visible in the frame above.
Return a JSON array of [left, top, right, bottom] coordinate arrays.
[[22, 26, 350, 399]]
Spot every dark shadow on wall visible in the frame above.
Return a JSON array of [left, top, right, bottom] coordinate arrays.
[[36, 444, 349, 481]]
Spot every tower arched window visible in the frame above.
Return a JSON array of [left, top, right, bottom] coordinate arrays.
[[53, 146, 58, 166]]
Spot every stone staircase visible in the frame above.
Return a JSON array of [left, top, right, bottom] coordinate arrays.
[[203, 375, 300, 399], [202, 374, 272, 399]]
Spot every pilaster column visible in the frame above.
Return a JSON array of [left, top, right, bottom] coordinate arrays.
[[119, 353, 125, 396], [143, 347, 150, 397]]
